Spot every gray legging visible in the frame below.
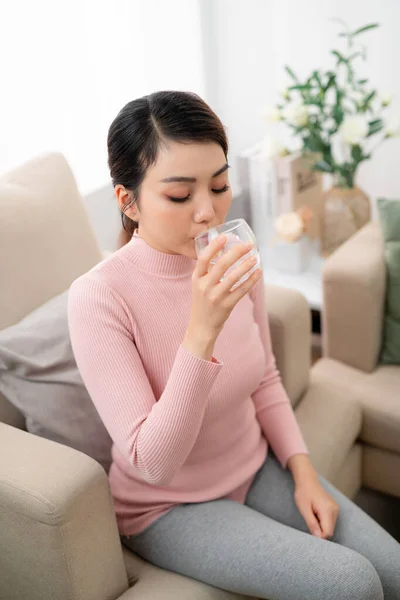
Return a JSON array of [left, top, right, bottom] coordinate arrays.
[[121, 450, 400, 600]]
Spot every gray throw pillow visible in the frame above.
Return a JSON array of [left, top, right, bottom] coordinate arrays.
[[0, 290, 113, 473]]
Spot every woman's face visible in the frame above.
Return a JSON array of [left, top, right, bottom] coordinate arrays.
[[115, 140, 232, 259]]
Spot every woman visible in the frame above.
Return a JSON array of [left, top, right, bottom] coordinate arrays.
[[68, 91, 400, 600]]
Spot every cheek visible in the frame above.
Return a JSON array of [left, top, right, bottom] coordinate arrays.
[[216, 190, 232, 215], [158, 199, 192, 235]]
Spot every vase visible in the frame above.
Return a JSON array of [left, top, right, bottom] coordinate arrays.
[[272, 235, 312, 274], [321, 184, 371, 257]]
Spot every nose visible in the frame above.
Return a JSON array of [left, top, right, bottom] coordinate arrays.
[[193, 194, 217, 225]]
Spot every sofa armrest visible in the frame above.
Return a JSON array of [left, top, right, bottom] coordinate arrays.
[[265, 284, 311, 407], [322, 222, 386, 373], [295, 360, 363, 483], [0, 423, 129, 600]]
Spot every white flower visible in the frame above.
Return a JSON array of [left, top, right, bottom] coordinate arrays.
[[323, 117, 336, 131], [339, 115, 368, 145], [386, 116, 400, 137], [275, 212, 304, 243], [282, 101, 309, 127], [260, 135, 287, 159], [380, 92, 393, 107], [307, 105, 320, 116], [263, 105, 281, 122]]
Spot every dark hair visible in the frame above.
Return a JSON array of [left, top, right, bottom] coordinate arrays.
[[107, 90, 229, 241]]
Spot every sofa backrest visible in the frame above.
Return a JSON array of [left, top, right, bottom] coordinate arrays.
[[0, 152, 103, 330], [0, 152, 104, 429], [323, 221, 386, 372]]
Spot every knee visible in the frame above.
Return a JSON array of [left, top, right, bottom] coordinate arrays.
[[337, 551, 384, 600]]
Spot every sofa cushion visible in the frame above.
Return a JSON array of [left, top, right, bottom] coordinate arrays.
[[312, 358, 400, 455], [0, 152, 103, 330], [0, 289, 113, 473], [121, 546, 251, 600], [377, 197, 400, 364]]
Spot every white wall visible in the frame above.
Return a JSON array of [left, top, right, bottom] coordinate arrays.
[[204, 0, 400, 207], [3, 0, 400, 213], [0, 0, 206, 196]]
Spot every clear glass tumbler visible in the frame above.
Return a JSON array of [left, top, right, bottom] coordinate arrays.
[[194, 218, 261, 291]]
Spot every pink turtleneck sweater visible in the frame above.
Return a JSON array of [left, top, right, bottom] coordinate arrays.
[[67, 230, 309, 536]]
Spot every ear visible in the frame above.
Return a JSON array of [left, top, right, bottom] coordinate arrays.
[[115, 185, 140, 220]]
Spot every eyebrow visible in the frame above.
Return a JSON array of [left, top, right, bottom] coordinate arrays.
[[160, 163, 230, 183]]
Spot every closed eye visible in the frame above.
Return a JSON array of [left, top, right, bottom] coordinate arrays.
[[168, 185, 230, 203]]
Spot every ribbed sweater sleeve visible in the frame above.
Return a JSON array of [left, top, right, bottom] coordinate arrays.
[[249, 278, 309, 469], [67, 275, 223, 486]]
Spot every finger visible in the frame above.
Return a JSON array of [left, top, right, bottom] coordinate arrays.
[[208, 241, 254, 285], [298, 501, 323, 538], [225, 268, 262, 305], [315, 505, 337, 539], [195, 235, 226, 277], [218, 254, 259, 294]]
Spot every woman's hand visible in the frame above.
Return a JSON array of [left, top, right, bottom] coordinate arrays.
[[188, 235, 262, 339], [294, 474, 340, 540]]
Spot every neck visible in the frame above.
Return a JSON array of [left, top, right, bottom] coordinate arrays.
[[120, 229, 197, 279]]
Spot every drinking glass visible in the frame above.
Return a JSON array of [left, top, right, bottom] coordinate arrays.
[[194, 218, 261, 291]]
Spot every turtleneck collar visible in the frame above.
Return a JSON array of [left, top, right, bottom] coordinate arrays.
[[121, 229, 197, 279]]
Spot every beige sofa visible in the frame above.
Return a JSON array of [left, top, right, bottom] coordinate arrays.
[[0, 153, 363, 600], [319, 221, 400, 500]]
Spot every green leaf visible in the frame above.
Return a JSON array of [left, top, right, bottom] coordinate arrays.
[[285, 66, 298, 82], [323, 73, 336, 92], [304, 137, 322, 153], [363, 90, 376, 109], [332, 50, 347, 63], [367, 119, 384, 136], [358, 79, 368, 85], [353, 23, 379, 37], [312, 70, 322, 88], [313, 160, 334, 173], [288, 84, 312, 91], [351, 145, 363, 163], [332, 104, 344, 125]]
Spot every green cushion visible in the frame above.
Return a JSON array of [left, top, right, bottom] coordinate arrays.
[[377, 198, 400, 364]]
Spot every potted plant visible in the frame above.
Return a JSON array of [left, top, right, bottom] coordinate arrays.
[[264, 21, 400, 256]]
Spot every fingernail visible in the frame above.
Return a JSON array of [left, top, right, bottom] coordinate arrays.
[[218, 234, 226, 242], [314, 530, 322, 538]]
